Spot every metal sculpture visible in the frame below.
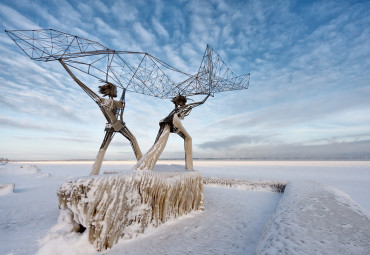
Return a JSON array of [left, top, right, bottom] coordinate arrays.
[[5, 29, 249, 98], [5, 29, 145, 175], [135, 94, 209, 170], [58, 59, 142, 175], [5, 29, 250, 171]]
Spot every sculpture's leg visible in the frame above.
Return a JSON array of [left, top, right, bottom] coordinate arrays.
[[173, 115, 193, 170], [90, 131, 114, 175], [118, 125, 143, 161], [134, 124, 171, 170]]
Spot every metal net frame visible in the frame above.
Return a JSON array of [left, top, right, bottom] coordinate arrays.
[[5, 29, 250, 98]]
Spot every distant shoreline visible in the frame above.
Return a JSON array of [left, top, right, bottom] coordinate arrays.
[[8, 158, 370, 163]]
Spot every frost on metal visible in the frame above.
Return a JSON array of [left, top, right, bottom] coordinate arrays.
[[57, 170, 204, 251]]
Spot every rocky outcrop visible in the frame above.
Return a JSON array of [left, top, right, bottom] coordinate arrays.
[[57, 170, 204, 251]]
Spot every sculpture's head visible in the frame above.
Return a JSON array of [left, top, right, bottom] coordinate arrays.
[[99, 82, 117, 98], [172, 94, 187, 106]]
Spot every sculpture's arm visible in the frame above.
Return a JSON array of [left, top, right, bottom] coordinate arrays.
[[185, 94, 210, 108], [58, 59, 101, 103], [179, 94, 210, 117], [58, 59, 112, 122]]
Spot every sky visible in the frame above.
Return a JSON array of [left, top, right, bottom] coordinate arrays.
[[0, 0, 369, 160]]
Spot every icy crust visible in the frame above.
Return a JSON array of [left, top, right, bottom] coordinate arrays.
[[203, 177, 286, 193], [256, 181, 370, 254], [57, 170, 204, 251]]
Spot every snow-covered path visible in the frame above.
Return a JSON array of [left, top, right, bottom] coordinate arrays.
[[257, 181, 370, 254]]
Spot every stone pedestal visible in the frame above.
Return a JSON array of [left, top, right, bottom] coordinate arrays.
[[57, 170, 204, 251]]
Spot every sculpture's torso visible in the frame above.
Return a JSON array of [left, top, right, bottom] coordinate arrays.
[[159, 108, 182, 133], [101, 98, 123, 123]]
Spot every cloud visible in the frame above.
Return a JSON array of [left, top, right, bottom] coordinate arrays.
[[94, 0, 110, 14], [0, 3, 41, 30], [111, 1, 138, 22], [1, 0, 369, 160], [198, 134, 273, 150], [152, 18, 169, 38], [197, 139, 370, 160], [94, 17, 120, 36], [0, 116, 70, 133], [133, 22, 156, 43]]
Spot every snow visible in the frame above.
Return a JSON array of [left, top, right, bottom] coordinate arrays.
[[0, 160, 369, 254], [0, 183, 15, 195], [256, 181, 370, 254]]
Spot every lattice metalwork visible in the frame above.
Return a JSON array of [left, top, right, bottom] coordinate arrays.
[[5, 29, 249, 98]]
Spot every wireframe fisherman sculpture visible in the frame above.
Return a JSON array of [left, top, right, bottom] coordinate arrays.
[[135, 94, 209, 170], [6, 29, 250, 172], [58, 60, 142, 175]]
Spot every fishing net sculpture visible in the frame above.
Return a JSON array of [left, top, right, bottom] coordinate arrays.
[[6, 29, 250, 171]]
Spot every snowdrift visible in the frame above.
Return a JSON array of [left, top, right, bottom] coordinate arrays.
[[57, 170, 204, 251], [0, 183, 15, 195]]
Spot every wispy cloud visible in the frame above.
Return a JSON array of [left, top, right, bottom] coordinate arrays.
[[0, 116, 70, 133], [133, 22, 156, 44], [0, 0, 369, 159], [0, 3, 41, 30], [152, 18, 169, 39], [198, 135, 274, 150]]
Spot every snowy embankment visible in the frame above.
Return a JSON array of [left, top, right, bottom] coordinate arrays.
[[256, 181, 370, 254]]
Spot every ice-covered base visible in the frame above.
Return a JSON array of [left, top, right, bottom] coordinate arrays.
[[57, 170, 204, 251], [256, 181, 370, 254]]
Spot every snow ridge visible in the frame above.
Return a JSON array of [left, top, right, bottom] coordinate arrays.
[[203, 177, 286, 193]]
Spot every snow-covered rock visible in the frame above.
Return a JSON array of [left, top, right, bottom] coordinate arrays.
[[0, 183, 15, 195], [57, 170, 204, 251], [256, 181, 370, 254]]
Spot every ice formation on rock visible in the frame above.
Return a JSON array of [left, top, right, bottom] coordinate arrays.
[[57, 170, 204, 251]]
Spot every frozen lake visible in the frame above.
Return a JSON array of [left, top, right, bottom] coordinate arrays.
[[25, 160, 370, 211], [1, 160, 369, 254]]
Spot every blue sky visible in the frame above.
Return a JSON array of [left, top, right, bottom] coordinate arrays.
[[0, 0, 369, 160]]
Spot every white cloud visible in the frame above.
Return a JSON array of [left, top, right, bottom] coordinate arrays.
[[94, 0, 110, 14], [0, 3, 41, 30], [133, 22, 156, 43], [1, 0, 369, 159], [152, 18, 169, 38], [94, 17, 120, 36], [111, 1, 138, 22]]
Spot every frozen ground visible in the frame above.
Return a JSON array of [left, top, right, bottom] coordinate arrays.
[[0, 160, 369, 254]]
